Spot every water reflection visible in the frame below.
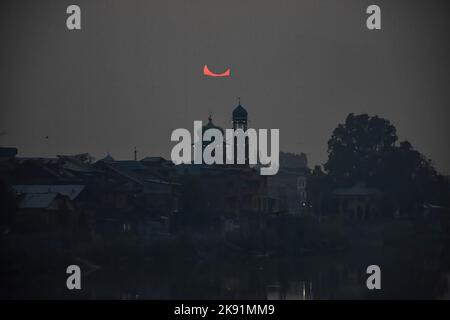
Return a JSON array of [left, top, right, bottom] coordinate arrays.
[[79, 251, 450, 300], [3, 236, 448, 299], [267, 281, 313, 300]]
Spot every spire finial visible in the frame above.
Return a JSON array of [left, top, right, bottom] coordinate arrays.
[[237, 96, 241, 105], [208, 112, 212, 122]]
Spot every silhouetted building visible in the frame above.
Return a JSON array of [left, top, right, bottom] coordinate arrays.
[[232, 103, 249, 164], [201, 115, 227, 164], [333, 183, 381, 221], [267, 152, 310, 215], [12, 187, 79, 233], [0, 147, 17, 161]]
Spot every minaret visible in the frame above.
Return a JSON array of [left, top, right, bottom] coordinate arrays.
[[232, 98, 249, 165], [232, 97, 248, 130]]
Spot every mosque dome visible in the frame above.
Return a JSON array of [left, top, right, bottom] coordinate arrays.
[[202, 115, 224, 134], [232, 104, 248, 121]]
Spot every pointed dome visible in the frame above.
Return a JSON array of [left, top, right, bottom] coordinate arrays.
[[202, 115, 224, 133], [232, 104, 247, 121]]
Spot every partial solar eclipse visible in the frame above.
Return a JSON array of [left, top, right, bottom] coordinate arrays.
[[203, 65, 231, 77]]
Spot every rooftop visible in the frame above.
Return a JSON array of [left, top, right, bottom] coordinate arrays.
[[13, 185, 85, 200], [18, 193, 58, 209], [333, 183, 380, 196]]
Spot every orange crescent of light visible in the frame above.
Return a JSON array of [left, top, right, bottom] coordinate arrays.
[[203, 65, 230, 77]]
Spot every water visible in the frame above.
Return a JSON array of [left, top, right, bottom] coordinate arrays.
[[79, 251, 449, 300], [2, 220, 449, 299]]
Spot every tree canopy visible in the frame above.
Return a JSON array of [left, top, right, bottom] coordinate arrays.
[[323, 113, 449, 211]]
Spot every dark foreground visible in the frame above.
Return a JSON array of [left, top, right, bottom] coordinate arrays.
[[1, 217, 449, 299]]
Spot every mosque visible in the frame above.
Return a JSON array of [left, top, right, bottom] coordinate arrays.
[[201, 100, 250, 165], [175, 101, 277, 219]]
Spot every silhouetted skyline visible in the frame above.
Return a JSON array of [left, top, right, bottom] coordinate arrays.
[[1, 0, 449, 173]]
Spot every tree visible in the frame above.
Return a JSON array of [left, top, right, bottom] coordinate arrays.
[[307, 165, 331, 216], [325, 113, 397, 185], [325, 113, 449, 213]]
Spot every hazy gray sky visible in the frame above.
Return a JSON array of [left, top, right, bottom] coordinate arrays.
[[1, 0, 449, 173]]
